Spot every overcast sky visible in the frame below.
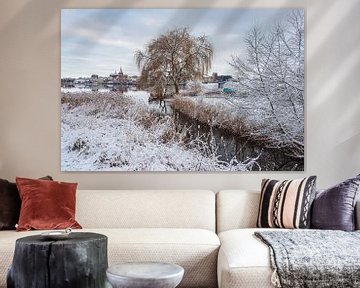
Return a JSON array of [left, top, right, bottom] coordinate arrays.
[[61, 8, 298, 78]]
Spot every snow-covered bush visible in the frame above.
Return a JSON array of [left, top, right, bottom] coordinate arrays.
[[181, 80, 204, 96], [181, 81, 222, 97], [171, 94, 301, 153], [172, 95, 258, 136]]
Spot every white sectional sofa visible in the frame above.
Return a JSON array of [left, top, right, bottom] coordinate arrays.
[[1, 189, 359, 288], [0, 190, 219, 288]]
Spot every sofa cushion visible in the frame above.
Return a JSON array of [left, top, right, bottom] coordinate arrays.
[[0, 228, 220, 288], [0, 179, 20, 230], [216, 190, 260, 233], [217, 228, 277, 288], [311, 174, 360, 231], [76, 190, 216, 231], [0, 176, 53, 230], [16, 177, 82, 231], [257, 177, 317, 229]]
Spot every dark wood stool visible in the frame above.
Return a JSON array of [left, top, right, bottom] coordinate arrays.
[[7, 232, 108, 288]]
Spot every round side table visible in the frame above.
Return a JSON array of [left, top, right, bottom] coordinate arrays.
[[106, 262, 184, 288]]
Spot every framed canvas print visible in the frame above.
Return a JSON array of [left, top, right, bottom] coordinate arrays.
[[61, 8, 304, 171]]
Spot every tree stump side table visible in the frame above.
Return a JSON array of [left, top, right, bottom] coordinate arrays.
[[7, 232, 108, 288]]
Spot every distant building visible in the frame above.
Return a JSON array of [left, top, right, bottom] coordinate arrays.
[[74, 78, 86, 84], [203, 75, 213, 83], [61, 66, 137, 87], [117, 67, 128, 82], [210, 72, 233, 88], [109, 71, 118, 79], [61, 78, 75, 87], [109, 67, 128, 83]]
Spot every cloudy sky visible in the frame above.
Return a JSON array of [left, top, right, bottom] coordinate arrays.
[[61, 8, 298, 78]]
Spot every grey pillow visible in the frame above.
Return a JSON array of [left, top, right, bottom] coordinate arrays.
[[311, 174, 360, 231]]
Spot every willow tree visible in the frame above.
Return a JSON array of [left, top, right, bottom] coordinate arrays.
[[135, 28, 213, 97]]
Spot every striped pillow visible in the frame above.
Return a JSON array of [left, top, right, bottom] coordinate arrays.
[[257, 176, 317, 229]]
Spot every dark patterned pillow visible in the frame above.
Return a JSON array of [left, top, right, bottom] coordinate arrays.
[[257, 176, 317, 229], [0, 176, 53, 230], [311, 174, 360, 231]]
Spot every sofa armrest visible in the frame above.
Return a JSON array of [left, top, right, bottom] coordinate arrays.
[[356, 201, 360, 230]]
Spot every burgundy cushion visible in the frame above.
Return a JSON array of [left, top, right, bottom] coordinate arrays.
[[311, 174, 360, 231], [16, 177, 82, 231], [0, 176, 52, 230]]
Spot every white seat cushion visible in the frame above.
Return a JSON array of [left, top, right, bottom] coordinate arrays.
[[0, 228, 220, 288], [218, 228, 279, 288]]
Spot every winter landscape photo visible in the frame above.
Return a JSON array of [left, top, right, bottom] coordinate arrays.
[[61, 8, 305, 171]]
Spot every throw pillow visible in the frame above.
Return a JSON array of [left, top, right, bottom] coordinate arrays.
[[311, 174, 360, 231], [0, 179, 20, 230], [16, 177, 82, 231], [257, 176, 317, 229], [0, 176, 53, 230]]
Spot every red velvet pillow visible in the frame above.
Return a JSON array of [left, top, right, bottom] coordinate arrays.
[[16, 177, 82, 231]]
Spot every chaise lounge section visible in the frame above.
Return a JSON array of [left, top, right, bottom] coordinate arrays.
[[216, 189, 360, 288]]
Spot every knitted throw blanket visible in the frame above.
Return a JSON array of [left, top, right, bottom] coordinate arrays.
[[255, 230, 360, 288]]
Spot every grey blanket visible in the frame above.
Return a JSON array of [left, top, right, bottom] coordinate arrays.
[[255, 230, 360, 288]]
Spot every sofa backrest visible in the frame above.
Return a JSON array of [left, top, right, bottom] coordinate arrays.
[[217, 190, 360, 232], [216, 190, 260, 233], [76, 190, 216, 231]]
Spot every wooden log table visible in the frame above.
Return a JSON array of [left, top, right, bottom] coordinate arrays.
[[7, 232, 108, 288]]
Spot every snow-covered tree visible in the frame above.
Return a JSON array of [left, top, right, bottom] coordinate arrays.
[[230, 10, 304, 159]]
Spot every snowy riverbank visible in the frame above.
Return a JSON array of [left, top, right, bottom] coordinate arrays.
[[61, 91, 258, 171]]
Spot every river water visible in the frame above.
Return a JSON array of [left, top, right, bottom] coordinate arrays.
[[174, 111, 303, 171]]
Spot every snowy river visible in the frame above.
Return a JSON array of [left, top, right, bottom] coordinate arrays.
[[62, 87, 303, 171], [174, 111, 303, 171]]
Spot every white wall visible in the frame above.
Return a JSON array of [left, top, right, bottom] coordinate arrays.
[[0, 0, 359, 190]]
